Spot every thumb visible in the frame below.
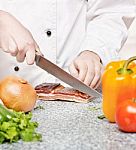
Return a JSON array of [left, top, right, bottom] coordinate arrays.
[[35, 43, 44, 56]]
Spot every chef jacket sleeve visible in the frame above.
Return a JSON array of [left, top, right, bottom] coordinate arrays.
[[80, 0, 136, 65]]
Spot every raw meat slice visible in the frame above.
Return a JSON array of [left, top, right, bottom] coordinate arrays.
[[35, 83, 93, 103]]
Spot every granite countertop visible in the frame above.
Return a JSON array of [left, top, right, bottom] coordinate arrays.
[[0, 98, 136, 150]]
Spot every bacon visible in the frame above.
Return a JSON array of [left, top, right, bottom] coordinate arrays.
[[35, 83, 93, 103], [35, 83, 64, 94]]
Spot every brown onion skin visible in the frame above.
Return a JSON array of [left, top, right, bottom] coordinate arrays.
[[0, 75, 37, 112]]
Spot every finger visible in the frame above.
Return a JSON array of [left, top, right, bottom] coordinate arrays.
[[90, 64, 101, 88], [1, 36, 12, 53], [93, 66, 104, 89], [94, 65, 104, 89], [75, 61, 87, 82], [93, 77, 102, 89], [83, 64, 95, 86], [16, 43, 35, 64], [2, 45, 10, 53], [9, 38, 18, 56], [16, 49, 26, 62], [69, 62, 79, 78], [25, 43, 36, 65], [35, 43, 43, 56], [101, 66, 105, 75]]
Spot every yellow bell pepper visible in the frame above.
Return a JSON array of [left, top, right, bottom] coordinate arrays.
[[102, 56, 136, 123]]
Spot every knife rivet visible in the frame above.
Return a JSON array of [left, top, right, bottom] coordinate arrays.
[[14, 66, 19, 71]]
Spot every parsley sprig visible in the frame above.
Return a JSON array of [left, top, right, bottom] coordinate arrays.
[[0, 104, 42, 144]]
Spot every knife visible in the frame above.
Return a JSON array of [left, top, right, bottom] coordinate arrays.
[[35, 54, 102, 98]]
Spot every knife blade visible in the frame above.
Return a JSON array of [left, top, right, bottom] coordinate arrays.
[[35, 54, 102, 98]]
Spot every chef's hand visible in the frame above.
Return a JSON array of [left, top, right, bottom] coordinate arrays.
[[0, 11, 40, 65], [69, 50, 103, 89]]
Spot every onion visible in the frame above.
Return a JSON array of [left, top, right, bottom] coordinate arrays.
[[0, 75, 37, 112]]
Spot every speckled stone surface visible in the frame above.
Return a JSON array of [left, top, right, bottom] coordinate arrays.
[[0, 98, 136, 150]]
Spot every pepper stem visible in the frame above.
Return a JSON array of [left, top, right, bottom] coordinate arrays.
[[123, 56, 136, 70], [117, 56, 136, 75]]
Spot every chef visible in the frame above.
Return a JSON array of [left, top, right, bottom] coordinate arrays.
[[0, 0, 135, 88]]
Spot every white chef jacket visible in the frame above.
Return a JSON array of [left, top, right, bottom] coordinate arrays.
[[0, 0, 135, 86]]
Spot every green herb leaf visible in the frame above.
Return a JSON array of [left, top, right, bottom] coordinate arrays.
[[88, 106, 101, 111], [97, 115, 105, 120], [0, 107, 42, 144], [34, 105, 45, 110]]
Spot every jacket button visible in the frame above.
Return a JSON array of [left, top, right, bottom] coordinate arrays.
[[14, 66, 19, 71], [46, 30, 51, 36]]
